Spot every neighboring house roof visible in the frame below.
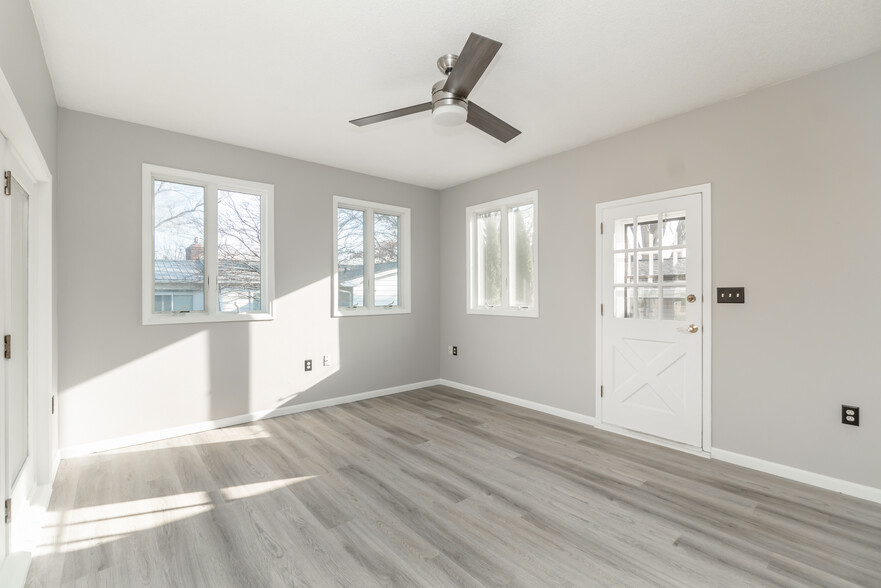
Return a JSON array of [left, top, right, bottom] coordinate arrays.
[[155, 259, 203, 283], [339, 261, 398, 286], [154, 259, 261, 287]]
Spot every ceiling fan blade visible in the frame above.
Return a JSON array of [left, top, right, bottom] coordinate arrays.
[[467, 102, 521, 143], [349, 102, 432, 126], [442, 33, 502, 98]]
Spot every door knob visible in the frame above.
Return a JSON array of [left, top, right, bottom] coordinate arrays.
[[687, 324, 699, 333]]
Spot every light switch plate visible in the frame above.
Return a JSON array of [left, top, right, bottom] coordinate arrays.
[[717, 287, 745, 303]]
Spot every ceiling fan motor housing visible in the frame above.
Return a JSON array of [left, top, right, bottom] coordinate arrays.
[[431, 80, 468, 126]]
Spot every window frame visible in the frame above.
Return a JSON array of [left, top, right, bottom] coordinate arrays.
[[466, 190, 539, 318], [142, 164, 274, 325], [332, 195, 411, 317]]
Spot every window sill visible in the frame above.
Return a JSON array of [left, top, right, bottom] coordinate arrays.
[[142, 311, 275, 326], [334, 307, 411, 317], [467, 307, 539, 318]]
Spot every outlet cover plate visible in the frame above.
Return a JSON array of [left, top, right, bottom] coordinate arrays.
[[842, 405, 859, 426]]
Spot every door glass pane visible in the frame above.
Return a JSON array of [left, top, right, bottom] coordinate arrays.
[[637, 287, 659, 319], [614, 286, 635, 318], [218, 190, 262, 312], [153, 180, 205, 312], [663, 286, 687, 320], [9, 177, 29, 482], [636, 251, 658, 283], [509, 204, 535, 307], [613, 217, 634, 250], [662, 211, 686, 246], [374, 213, 399, 307], [636, 215, 658, 248], [614, 252, 635, 283], [477, 210, 502, 307], [338, 207, 365, 309], [662, 248, 687, 282]]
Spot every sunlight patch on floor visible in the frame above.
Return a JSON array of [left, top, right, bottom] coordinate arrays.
[[219, 476, 318, 501]]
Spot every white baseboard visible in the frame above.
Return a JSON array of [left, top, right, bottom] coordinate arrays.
[[712, 448, 881, 505], [439, 379, 880, 505], [57, 377, 881, 506], [438, 379, 595, 426], [0, 552, 31, 588], [60, 379, 442, 459]]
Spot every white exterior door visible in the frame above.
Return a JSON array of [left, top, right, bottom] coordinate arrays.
[[600, 189, 705, 448]]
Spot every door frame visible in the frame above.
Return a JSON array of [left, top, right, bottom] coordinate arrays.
[[0, 62, 56, 583], [595, 184, 712, 453]]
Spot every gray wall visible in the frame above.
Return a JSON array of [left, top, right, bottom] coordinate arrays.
[[57, 110, 440, 449], [439, 51, 881, 490], [0, 0, 57, 172]]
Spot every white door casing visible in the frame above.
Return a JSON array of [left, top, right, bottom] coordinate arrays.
[[596, 185, 711, 451], [0, 66, 56, 585]]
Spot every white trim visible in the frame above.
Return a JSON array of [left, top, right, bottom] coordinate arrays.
[[332, 195, 411, 317], [712, 448, 881, 505], [0, 552, 30, 588], [0, 65, 56, 581], [594, 183, 712, 450], [441, 380, 880, 504], [465, 190, 539, 318], [141, 164, 275, 325], [438, 379, 594, 426], [60, 379, 442, 458], [700, 187, 712, 450]]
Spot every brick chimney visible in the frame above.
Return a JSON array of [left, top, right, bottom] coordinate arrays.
[[186, 240, 204, 260]]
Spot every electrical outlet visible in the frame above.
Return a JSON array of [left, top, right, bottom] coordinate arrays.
[[305, 359, 312, 372], [323, 355, 330, 367], [452, 346, 458, 356], [842, 405, 859, 426]]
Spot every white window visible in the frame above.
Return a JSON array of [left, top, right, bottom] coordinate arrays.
[[333, 195, 410, 316], [142, 164, 274, 325], [466, 191, 538, 317]]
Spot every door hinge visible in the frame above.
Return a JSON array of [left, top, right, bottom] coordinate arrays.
[[600, 385, 604, 398], [3, 334, 10, 359], [4, 498, 10, 524], [3, 171, 10, 196], [600, 303, 603, 316], [600, 222, 603, 234], [51, 395, 55, 415]]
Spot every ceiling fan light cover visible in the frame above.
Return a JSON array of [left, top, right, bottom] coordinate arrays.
[[433, 102, 468, 126]]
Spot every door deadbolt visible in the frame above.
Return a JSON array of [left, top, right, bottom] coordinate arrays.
[[686, 294, 696, 303]]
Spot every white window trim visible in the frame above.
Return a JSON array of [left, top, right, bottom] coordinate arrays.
[[142, 164, 275, 325], [466, 190, 539, 318], [332, 195, 411, 317]]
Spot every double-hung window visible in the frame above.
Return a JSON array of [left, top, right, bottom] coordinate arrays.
[[333, 196, 410, 316], [466, 191, 538, 317], [142, 164, 274, 324]]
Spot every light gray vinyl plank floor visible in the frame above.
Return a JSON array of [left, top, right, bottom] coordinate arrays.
[[26, 386, 881, 587]]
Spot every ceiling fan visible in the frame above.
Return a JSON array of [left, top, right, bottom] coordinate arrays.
[[349, 33, 521, 143]]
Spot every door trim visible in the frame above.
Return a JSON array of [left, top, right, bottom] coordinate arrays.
[[595, 184, 712, 452], [0, 62, 56, 584]]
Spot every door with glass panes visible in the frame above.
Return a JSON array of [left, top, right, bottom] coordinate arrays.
[[600, 191, 703, 447]]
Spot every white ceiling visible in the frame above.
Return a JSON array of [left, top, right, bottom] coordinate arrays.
[[29, 0, 881, 190]]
